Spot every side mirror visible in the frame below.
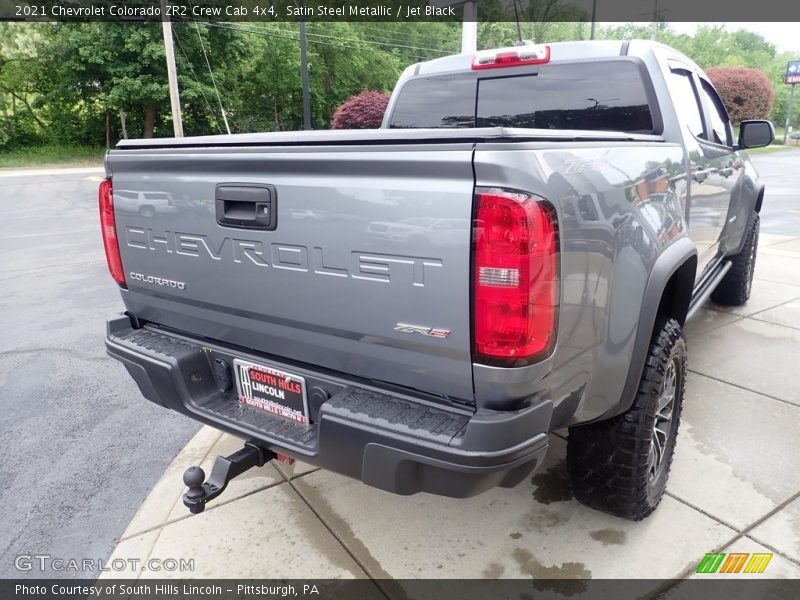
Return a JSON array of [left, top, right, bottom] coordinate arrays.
[[737, 120, 775, 149]]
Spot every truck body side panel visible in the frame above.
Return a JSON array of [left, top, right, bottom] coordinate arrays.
[[472, 142, 687, 427]]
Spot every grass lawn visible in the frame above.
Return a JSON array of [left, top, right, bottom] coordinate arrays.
[[747, 144, 798, 154], [0, 145, 106, 169]]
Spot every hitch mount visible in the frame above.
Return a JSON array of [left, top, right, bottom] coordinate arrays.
[[182, 442, 275, 514]]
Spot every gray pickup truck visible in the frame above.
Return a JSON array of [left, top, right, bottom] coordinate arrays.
[[102, 40, 773, 520]]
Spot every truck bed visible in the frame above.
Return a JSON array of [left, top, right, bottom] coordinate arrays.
[[114, 127, 664, 149], [106, 127, 673, 409]]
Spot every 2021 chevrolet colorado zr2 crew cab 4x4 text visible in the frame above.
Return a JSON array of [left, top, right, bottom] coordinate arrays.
[[102, 40, 773, 519]]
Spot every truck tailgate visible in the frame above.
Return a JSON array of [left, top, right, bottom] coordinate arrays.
[[106, 144, 476, 402]]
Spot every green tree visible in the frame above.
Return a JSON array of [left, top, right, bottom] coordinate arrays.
[[0, 23, 50, 147], [0, 22, 248, 147], [768, 53, 800, 131], [2, 20, 798, 150], [599, 23, 794, 126]]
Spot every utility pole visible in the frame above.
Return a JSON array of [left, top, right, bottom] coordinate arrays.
[[161, 0, 184, 137], [590, 0, 597, 40], [429, 1, 475, 53], [783, 61, 800, 144], [784, 84, 796, 145], [461, 1, 477, 53], [299, 19, 312, 130], [295, 0, 311, 130], [650, 0, 659, 41]]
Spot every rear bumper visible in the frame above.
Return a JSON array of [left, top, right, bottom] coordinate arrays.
[[105, 315, 551, 498]]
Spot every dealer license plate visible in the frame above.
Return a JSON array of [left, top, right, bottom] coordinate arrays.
[[233, 359, 309, 426]]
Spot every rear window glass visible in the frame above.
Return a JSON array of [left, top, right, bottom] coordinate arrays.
[[389, 60, 654, 134], [388, 76, 475, 128]]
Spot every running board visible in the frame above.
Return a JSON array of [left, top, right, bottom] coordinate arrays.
[[686, 261, 732, 322]]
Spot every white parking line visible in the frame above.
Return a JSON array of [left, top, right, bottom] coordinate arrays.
[[0, 166, 104, 178], [0, 227, 97, 241]]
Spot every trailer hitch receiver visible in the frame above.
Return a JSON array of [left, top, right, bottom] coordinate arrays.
[[182, 442, 275, 514]]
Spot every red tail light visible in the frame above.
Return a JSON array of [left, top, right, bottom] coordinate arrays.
[[473, 188, 558, 365], [99, 178, 126, 288]]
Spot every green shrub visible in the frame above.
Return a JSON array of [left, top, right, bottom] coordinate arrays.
[[0, 116, 47, 151]]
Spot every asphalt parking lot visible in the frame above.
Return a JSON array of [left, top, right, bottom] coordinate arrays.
[[2, 151, 800, 584], [0, 167, 199, 579]]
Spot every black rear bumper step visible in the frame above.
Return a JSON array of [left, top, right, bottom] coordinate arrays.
[[106, 315, 552, 498], [198, 393, 321, 450]]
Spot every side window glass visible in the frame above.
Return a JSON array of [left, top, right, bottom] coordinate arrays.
[[666, 70, 704, 139], [700, 79, 733, 146]]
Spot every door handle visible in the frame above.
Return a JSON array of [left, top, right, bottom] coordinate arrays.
[[215, 184, 277, 230]]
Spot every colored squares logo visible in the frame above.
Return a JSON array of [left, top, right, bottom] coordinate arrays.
[[696, 552, 773, 574]]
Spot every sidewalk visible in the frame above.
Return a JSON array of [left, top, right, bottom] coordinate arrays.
[[102, 234, 800, 584]]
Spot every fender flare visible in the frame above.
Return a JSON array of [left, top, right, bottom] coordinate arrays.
[[754, 182, 766, 214], [725, 180, 764, 256], [605, 236, 697, 419]]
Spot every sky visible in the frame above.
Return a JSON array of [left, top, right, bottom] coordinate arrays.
[[668, 22, 800, 55]]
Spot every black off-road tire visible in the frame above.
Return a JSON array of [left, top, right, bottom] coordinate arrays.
[[711, 212, 760, 306], [566, 318, 687, 520]]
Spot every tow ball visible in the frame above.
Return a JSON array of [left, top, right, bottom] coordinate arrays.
[[182, 442, 276, 514]]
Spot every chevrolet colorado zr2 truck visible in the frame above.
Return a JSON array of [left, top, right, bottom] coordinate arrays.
[[102, 40, 773, 520]]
